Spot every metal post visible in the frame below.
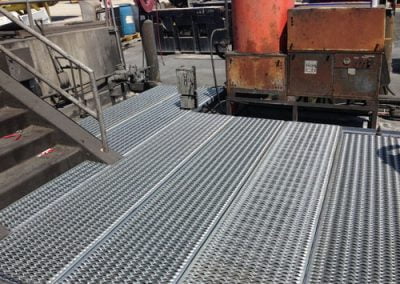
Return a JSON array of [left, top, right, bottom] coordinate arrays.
[[25, 0, 35, 27], [142, 19, 160, 82], [88, 71, 109, 152], [109, 0, 126, 68], [103, 0, 109, 26]]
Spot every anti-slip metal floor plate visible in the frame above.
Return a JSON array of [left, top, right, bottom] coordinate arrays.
[[0, 84, 400, 283], [0, 112, 231, 283], [306, 134, 400, 283], [180, 123, 341, 283], [56, 118, 283, 283]]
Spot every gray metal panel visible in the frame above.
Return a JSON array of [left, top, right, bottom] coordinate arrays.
[[80, 85, 178, 135], [56, 118, 284, 283], [180, 122, 341, 283], [0, 112, 230, 283], [306, 134, 400, 283]]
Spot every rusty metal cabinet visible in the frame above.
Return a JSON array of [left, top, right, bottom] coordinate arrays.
[[288, 53, 333, 98], [333, 53, 382, 100], [288, 52, 382, 101], [226, 53, 287, 100]]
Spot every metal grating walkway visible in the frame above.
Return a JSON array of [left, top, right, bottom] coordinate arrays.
[[306, 134, 400, 283], [0, 86, 399, 283]]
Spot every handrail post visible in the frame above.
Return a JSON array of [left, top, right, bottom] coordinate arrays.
[[88, 71, 109, 152], [25, 0, 35, 28]]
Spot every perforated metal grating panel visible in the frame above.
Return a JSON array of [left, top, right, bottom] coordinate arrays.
[[57, 118, 283, 283], [0, 112, 229, 283], [306, 134, 400, 283], [80, 85, 178, 135], [81, 86, 217, 136], [1, 84, 400, 283], [0, 86, 218, 231], [180, 123, 341, 283]]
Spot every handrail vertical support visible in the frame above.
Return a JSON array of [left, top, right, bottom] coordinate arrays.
[[88, 72, 109, 152]]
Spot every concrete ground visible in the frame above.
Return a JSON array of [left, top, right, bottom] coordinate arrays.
[[123, 40, 226, 86]]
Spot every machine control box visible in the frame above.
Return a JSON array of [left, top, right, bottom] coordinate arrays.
[[177, 66, 198, 109], [288, 52, 382, 100]]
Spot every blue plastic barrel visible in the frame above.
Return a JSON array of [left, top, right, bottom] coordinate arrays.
[[119, 4, 136, 36]]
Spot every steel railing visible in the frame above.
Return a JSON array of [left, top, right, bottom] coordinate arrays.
[[0, 7, 110, 152]]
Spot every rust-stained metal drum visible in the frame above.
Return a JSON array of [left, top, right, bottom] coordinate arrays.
[[232, 0, 294, 53]]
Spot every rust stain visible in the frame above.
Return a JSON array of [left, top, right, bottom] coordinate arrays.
[[288, 8, 386, 52]]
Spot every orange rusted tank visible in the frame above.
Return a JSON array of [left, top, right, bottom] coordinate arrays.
[[232, 0, 294, 54]]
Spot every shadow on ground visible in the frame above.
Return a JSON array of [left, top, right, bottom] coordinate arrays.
[[377, 145, 400, 173]]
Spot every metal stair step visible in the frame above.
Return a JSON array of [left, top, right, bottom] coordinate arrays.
[[0, 125, 55, 173], [0, 107, 30, 138], [0, 145, 84, 210]]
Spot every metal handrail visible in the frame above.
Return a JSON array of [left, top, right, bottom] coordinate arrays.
[[0, 7, 109, 152]]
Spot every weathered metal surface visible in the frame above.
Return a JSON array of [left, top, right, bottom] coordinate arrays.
[[227, 53, 287, 98], [288, 52, 382, 100], [288, 7, 386, 52], [232, 0, 293, 53], [333, 53, 382, 99], [288, 53, 333, 97], [307, 134, 400, 283], [0, 47, 34, 82]]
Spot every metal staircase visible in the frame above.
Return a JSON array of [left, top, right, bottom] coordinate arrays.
[[0, 8, 122, 209]]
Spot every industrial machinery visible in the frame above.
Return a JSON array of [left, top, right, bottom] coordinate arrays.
[[226, 0, 293, 113], [225, 0, 389, 128], [177, 66, 198, 109], [287, 6, 386, 128]]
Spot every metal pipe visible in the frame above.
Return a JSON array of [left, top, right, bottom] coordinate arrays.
[[109, 0, 126, 68], [210, 28, 226, 109], [0, 45, 98, 118], [0, 0, 72, 4], [224, 0, 229, 43], [88, 71, 109, 152], [142, 19, 160, 82], [102, 0, 109, 26], [25, 0, 35, 27]]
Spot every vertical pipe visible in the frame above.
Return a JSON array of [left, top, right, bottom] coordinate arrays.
[[25, 0, 34, 27], [103, 0, 109, 26], [109, 0, 126, 68], [142, 19, 160, 82], [232, 0, 293, 53]]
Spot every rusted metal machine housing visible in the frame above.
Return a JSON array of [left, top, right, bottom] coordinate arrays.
[[289, 52, 383, 100], [226, 0, 292, 113], [287, 7, 386, 52], [226, 52, 287, 102], [285, 6, 386, 128]]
